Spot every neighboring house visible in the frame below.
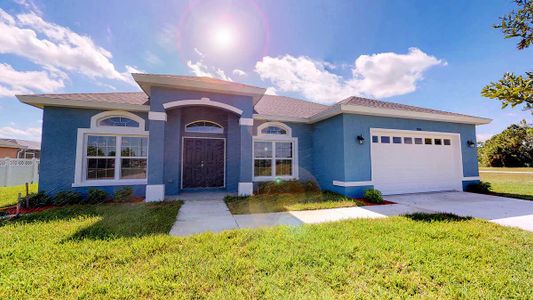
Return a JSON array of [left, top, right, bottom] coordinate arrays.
[[0, 138, 41, 159], [17, 74, 490, 200]]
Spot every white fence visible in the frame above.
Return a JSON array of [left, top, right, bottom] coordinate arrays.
[[0, 158, 39, 187]]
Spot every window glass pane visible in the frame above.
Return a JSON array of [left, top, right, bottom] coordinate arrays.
[[393, 137, 402, 144], [254, 142, 272, 158], [87, 158, 115, 180], [121, 159, 147, 179], [275, 159, 292, 176], [254, 159, 272, 176], [444, 139, 451, 145], [87, 136, 116, 156], [414, 138, 423, 144], [424, 138, 432, 145], [261, 126, 287, 135], [121, 137, 148, 157], [380, 136, 390, 143], [404, 137, 413, 144], [185, 121, 223, 134], [434, 138, 442, 145], [99, 117, 139, 127], [275, 142, 292, 158], [372, 136, 378, 143]]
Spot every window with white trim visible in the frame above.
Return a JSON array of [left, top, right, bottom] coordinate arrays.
[[254, 141, 294, 178], [253, 122, 297, 180], [86, 135, 148, 180], [74, 110, 148, 186]]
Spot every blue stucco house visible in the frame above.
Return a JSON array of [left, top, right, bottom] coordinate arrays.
[[17, 74, 491, 201]]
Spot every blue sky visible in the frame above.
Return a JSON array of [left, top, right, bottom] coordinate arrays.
[[0, 0, 531, 141]]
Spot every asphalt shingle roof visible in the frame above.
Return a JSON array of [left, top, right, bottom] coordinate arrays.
[[24, 92, 149, 105], [254, 95, 328, 118], [18, 76, 485, 122], [338, 96, 473, 117]]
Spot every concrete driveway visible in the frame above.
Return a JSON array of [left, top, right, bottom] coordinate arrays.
[[386, 192, 533, 232]]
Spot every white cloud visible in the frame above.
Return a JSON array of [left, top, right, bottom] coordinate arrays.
[[13, 0, 42, 15], [0, 8, 135, 86], [194, 47, 204, 57], [255, 48, 444, 104], [232, 69, 246, 77], [0, 63, 65, 96], [0, 126, 42, 141], [187, 60, 232, 81], [265, 87, 277, 95], [157, 24, 178, 51], [144, 51, 162, 65]]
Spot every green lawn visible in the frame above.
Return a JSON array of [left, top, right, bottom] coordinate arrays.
[[0, 184, 38, 208], [479, 167, 533, 200], [225, 192, 363, 214], [1, 204, 532, 298]]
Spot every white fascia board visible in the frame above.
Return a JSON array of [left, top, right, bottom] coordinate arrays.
[[17, 95, 150, 112], [338, 104, 492, 125]]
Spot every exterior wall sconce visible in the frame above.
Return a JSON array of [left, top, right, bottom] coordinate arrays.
[[356, 135, 365, 144], [467, 140, 476, 148]]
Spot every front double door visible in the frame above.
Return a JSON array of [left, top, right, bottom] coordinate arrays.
[[182, 138, 225, 189]]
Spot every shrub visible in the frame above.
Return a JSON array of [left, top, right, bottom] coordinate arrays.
[[114, 186, 133, 202], [87, 188, 107, 204], [257, 180, 304, 194], [322, 190, 352, 201], [466, 181, 492, 194], [26, 191, 52, 208], [54, 191, 83, 206], [303, 180, 321, 193], [363, 189, 384, 203]]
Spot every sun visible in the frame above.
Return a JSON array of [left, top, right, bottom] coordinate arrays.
[[212, 25, 236, 50]]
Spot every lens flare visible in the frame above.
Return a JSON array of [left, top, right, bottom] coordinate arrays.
[[212, 25, 236, 50]]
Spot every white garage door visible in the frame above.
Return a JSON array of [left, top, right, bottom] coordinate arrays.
[[371, 129, 463, 195]]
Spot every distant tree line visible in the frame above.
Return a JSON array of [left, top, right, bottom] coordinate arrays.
[[478, 120, 533, 167]]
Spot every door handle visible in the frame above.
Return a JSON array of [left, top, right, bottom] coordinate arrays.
[[200, 161, 204, 168]]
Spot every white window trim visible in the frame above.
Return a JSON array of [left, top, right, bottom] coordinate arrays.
[[73, 112, 149, 187], [257, 121, 292, 137], [253, 122, 298, 182], [90, 110, 146, 129]]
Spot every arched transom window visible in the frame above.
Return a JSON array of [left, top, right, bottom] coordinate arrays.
[[98, 116, 140, 127], [261, 125, 287, 135], [257, 122, 291, 137], [185, 121, 224, 134]]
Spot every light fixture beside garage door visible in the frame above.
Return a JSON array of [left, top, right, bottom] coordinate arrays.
[[356, 135, 365, 144], [467, 140, 476, 148]]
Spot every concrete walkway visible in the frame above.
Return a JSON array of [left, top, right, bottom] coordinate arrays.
[[169, 192, 238, 236], [169, 192, 428, 236], [170, 191, 533, 236]]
